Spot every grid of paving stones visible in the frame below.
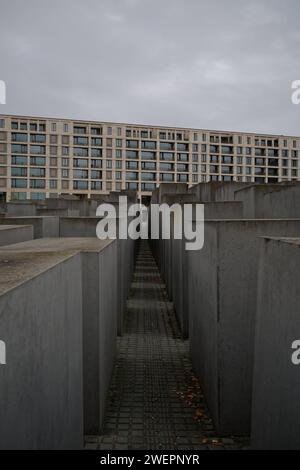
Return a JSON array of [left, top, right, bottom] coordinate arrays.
[[85, 241, 248, 450]]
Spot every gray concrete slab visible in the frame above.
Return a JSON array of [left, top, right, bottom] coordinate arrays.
[[0, 216, 59, 238], [251, 237, 300, 449], [187, 219, 300, 435], [0, 250, 83, 449], [235, 183, 300, 219], [0, 225, 33, 246], [0, 237, 119, 434]]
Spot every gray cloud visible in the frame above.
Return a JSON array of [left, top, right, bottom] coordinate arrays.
[[0, 0, 300, 135]]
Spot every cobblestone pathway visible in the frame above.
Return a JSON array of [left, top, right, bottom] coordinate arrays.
[[86, 241, 247, 450]]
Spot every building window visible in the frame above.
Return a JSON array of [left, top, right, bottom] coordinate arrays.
[[126, 171, 138, 181], [12, 155, 27, 165], [11, 178, 27, 188], [30, 179, 46, 189], [160, 173, 174, 182], [0, 119, 5, 128], [30, 156, 46, 166], [30, 145, 46, 155], [63, 123, 68, 133], [73, 169, 87, 179], [91, 181, 102, 190], [73, 180, 88, 190], [73, 126, 87, 134], [11, 144, 27, 153], [142, 141, 156, 150], [30, 168, 45, 177], [89, 138, 101, 147], [73, 158, 88, 168], [31, 134, 46, 143], [49, 135, 57, 144], [73, 147, 88, 157], [91, 127, 102, 135], [51, 123, 57, 132], [126, 150, 138, 159], [11, 133, 28, 142], [11, 167, 27, 177], [91, 159, 102, 168]]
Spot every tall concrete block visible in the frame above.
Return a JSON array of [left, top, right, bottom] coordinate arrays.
[[59, 217, 99, 237], [251, 237, 300, 449], [6, 202, 37, 216], [161, 199, 243, 338], [0, 251, 83, 449], [0, 225, 33, 246], [0, 238, 119, 434], [189, 182, 248, 202], [235, 183, 300, 219], [0, 216, 59, 238], [204, 201, 243, 219], [188, 219, 300, 435]]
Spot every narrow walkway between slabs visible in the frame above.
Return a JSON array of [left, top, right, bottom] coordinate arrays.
[[86, 240, 244, 450]]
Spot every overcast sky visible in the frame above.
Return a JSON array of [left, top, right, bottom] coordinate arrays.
[[1, 0, 300, 135]]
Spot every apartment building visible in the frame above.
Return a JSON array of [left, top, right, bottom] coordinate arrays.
[[0, 114, 299, 202]]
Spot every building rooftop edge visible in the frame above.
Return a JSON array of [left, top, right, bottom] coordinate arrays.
[[0, 113, 299, 139]]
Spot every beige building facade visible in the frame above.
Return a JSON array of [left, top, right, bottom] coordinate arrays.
[[0, 114, 299, 202]]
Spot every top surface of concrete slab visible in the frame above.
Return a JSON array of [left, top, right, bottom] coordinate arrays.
[[0, 225, 33, 231], [192, 218, 300, 223], [0, 216, 58, 219], [0, 237, 114, 253], [262, 237, 300, 246], [0, 250, 79, 296]]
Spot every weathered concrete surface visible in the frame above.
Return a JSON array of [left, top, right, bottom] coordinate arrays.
[[187, 219, 300, 435], [6, 202, 37, 216], [45, 197, 98, 216], [89, 241, 247, 450], [189, 182, 249, 202], [0, 238, 119, 434], [36, 208, 80, 217], [0, 225, 33, 246], [251, 237, 300, 450], [235, 183, 300, 219], [152, 199, 243, 338], [151, 183, 188, 204], [204, 201, 243, 219], [58, 215, 135, 335], [0, 216, 59, 238], [59, 216, 99, 237], [0, 251, 83, 449]]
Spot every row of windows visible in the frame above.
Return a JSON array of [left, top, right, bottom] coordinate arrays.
[[204, 165, 298, 176], [4, 143, 299, 160], [3, 132, 299, 152], [0, 119, 299, 147]]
